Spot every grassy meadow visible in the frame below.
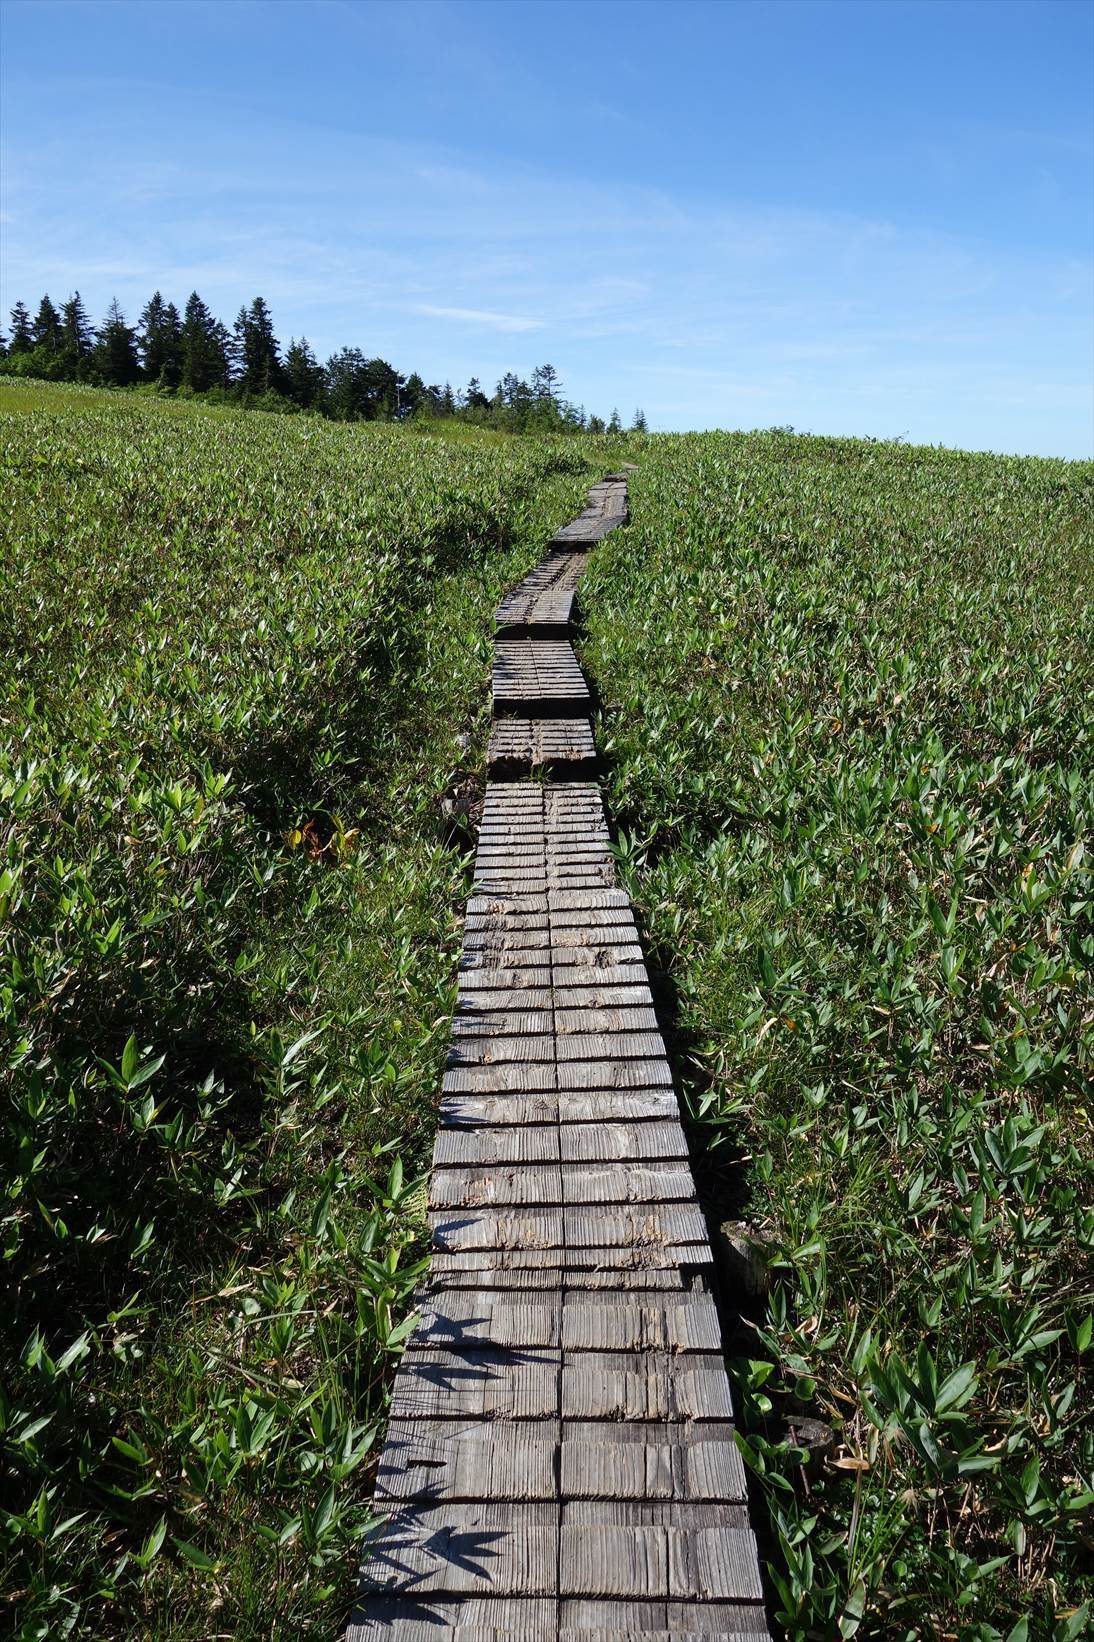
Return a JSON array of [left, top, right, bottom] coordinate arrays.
[[1, 381, 1091, 1640], [582, 434, 1093, 1639], [0, 380, 617, 1638]]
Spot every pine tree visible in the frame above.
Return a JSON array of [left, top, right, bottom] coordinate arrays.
[[283, 337, 323, 408], [401, 372, 426, 420], [181, 292, 227, 392], [32, 294, 63, 351], [631, 407, 648, 432], [138, 291, 183, 384], [210, 320, 233, 388], [608, 407, 622, 434], [160, 302, 183, 387], [498, 372, 533, 429], [60, 292, 95, 373], [233, 296, 282, 395], [366, 358, 402, 419], [8, 301, 33, 353], [321, 348, 368, 420], [464, 376, 489, 411], [531, 363, 561, 404], [95, 298, 140, 385], [139, 291, 167, 376]]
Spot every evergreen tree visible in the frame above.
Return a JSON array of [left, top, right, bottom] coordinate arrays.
[[401, 372, 426, 419], [607, 407, 622, 433], [587, 414, 606, 434], [210, 320, 233, 388], [367, 358, 402, 419], [32, 294, 63, 351], [60, 292, 95, 373], [95, 298, 140, 386], [321, 351, 403, 420], [180, 292, 227, 392], [498, 372, 533, 429], [631, 407, 648, 432], [464, 376, 489, 411], [283, 337, 324, 407], [531, 363, 561, 404], [139, 290, 167, 376], [160, 302, 184, 387], [139, 291, 184, 385], [233, 296, 282, 395], [321, 348, 369, 420], [8, 301, 33, 353]]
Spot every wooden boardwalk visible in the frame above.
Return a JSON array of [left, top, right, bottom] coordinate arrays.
[[350, 478, 771, 1640]]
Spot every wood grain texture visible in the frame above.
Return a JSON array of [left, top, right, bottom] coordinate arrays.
[[354, 476, 771, 1639]]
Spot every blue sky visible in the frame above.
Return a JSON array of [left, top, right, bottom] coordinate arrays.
[[1, 0, 1091, 455]]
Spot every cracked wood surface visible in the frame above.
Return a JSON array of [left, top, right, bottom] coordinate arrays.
[[350, 479, 771, 1639]]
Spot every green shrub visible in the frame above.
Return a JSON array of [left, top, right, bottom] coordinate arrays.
[[584, 432, 1093, 1638]]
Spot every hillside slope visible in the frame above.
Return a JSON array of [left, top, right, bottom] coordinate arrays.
[[582, 432, 1094, 1636]]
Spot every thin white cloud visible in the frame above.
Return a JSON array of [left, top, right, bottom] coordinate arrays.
[[415, 303, 543, 333]]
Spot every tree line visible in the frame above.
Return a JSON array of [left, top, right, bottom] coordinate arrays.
[[0, 289, 648, 433]]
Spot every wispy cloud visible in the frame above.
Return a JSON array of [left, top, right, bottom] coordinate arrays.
[[415, 303, 543, 333], [1, 87, 1090, 455]]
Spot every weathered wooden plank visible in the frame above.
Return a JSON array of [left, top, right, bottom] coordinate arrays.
[[464, 911, 550, 932], [450, 1009, 554, 1038], [429, 1165, 564, 1209], [550, 946, 645, 968], [466, 894, 549, 917], [560, 1629, 767, 1642], [554, 1006, 659, 1034], [454, 987, 555, 1013], [550, 912, 637, 934], [561, 1162, 696, 1206], [439, 1095, 560, 1128], [453, 970, 553, 995], [441, 1062, 556, 1093], [428, 1243, 710, 1275], [550, 922, 639, 947], [548, 889, 630, 911], [391, 1346, 561, 1421], [415, 1294, 562, 1349], [561, 1355, 734, 1421], [554, 1031, 665, 1060], [563, 1203, 708, 1249], [559, 1119, 687, 1161], [488, 717, 597, 773], [561, 1294, 721, 1352], [375, 1420, 559, 1501], [555, 1050, 673, 1090], [471, 875, 549, 895], [358, 1503, 557, 1597], [550, 983, 655, 1009], [349, 1596, 560, 1640], [555, 1092, 679, 1123], [430, 1208, 564, 1252], [431, 1266, 693, 1294], [559, 1524, 762, 1601], [559, 1610, 768, 1642], [447, 1034, 556, 1066], [564, 1502, 750, 1529], [556, 1058, 674, 1090], [433, 1126, 560, 1166], [560, 1430, 747, 1507]]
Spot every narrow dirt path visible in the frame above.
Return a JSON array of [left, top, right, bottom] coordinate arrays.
[[350, 478, 772, 1641]]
